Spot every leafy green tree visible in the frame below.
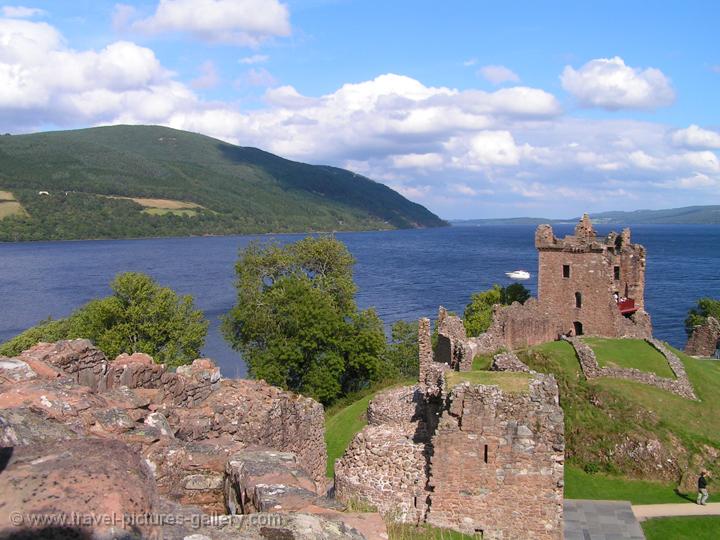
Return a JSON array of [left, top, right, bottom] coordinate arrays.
[[501, 283, 531, 305], [69, 273, 208, 366], [0, 272, 208, 367], [463, 285, 503, 336], [685, 298, 720, 336], [384, 320, 420, 379], [222, 236, 387, 404], [463, 283, 531, 336]]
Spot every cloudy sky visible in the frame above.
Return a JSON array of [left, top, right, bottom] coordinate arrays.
[[1, 1, 719, 219]]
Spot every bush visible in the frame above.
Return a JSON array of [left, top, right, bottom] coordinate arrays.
[[685, 298, 720, 336], [0, 272, 208, 366]]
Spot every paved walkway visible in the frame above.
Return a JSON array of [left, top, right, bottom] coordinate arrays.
[[633, 502, 720, 521], [564, 500, 645, 540]]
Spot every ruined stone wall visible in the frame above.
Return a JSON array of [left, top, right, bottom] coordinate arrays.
[[685, 317, 720, 357], [535, 216, 650, 339], [425, 377, 564, 539], [335, 373, 564, 539], [436, 307, 476, 371], [476, 299, 560, 353]]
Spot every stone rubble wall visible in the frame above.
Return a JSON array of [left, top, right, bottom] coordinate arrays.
[[685, 316, 720, 357], [334, 423, 429, 523], [564, 336, 697, 400], [425, 377, 564, 539], [491, 351, 531, 373], [436, 307, 476, 371]]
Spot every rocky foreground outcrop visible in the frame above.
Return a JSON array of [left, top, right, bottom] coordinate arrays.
[[0, 340, 386, 539]]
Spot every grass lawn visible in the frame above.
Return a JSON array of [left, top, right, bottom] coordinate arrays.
[[471, 353, 493, 370], [325, 391, 374, 477], [388, 523, 480, 539], [445, 369, 531, 393], [565, 465, 690, 504], [583, 337, 676, 378], [642, 516, 720, 540]]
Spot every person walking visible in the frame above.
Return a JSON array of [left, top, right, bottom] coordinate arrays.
[[697, 470, 710, 505]]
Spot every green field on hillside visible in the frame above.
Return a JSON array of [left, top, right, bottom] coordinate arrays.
[[0, 125, 445, 241], [583, 337, 676, 378]]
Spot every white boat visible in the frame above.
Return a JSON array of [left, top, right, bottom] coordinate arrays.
[[505, 270, 531, 280]]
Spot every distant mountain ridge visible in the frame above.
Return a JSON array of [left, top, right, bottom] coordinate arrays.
[[452, 206, 720, 226], [0, 125, 446, 241]]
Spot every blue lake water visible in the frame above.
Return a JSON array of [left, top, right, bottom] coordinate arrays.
[[0, 225, 718, 377]]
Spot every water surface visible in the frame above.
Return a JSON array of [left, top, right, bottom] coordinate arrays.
[[1, 225, 717, 377]]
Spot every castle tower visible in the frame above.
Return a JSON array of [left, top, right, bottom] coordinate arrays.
[[535, 214, 651, 338]]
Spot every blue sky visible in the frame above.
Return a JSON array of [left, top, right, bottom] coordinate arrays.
[[1, 1, 719, 219]]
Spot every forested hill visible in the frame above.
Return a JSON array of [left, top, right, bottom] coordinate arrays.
[[0, 125, 446, 241]]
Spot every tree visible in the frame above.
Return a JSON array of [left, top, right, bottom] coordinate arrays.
[[222, 236, 387, 404], [0, 272, 208, 367], [463, 283, 531, 336], [685, 298, 720, 336], [463, 285, 503, 336], [384, 320, 420, 379], [501, 283, 531, 305]]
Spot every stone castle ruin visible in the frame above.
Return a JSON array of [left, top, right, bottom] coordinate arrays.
[[535, 214, 652, 340], [467, 214, 653, 356], [335, 318, 565, 539]]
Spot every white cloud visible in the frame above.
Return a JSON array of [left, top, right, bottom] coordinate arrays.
[[479, 65, 520, 85], [112, 4, 137, 31], [191, 60, 219, 89], [463, 58, 477, 67], [237, 67, 276, 87], [239, 54, 269, 65], [671, 124, 720, 149], [561, 56, 675, 110], [2, 18, 718, 218], [131, 0, 291, 46], [391, 153, 444, 169], [1, 5, 47, 18]]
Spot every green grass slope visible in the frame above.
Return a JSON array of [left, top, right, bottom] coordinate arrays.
[[521, 340, 720, 489], [0, 125, 446, 241]]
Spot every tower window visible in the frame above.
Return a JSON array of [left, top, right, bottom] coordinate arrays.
[[484, 444, 489, 464], [614, 266, 620, 280], [575, 292, 582, 308], [563, 265, 570, 278]]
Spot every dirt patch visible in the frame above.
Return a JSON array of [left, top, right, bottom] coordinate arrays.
[[0, 201, 26, 219], [0, 190, 15, 201]]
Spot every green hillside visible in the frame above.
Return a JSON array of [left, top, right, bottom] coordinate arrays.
[[0, 125, 446, 241]]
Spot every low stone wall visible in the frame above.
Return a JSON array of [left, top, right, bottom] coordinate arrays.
[[334, 424, 429, 523], [685, 316, 720, 357], [490, 351, 531, 373], [564, 336, 697, 400]]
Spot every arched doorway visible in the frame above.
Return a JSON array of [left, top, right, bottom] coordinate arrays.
[[573, 321, 584, 336]]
